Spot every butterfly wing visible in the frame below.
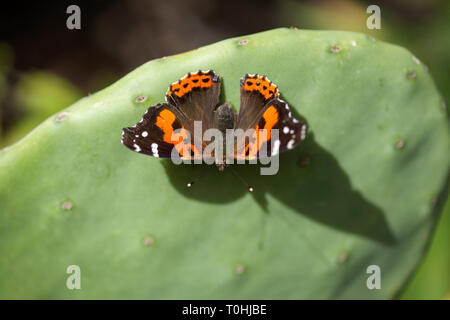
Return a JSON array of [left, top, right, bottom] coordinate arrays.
[[122, 70, 221, 160], [235, 73, 280, 130], [166, 70, 220, 137], [122, 103, 201, 159], [235, 74, 306, 160]]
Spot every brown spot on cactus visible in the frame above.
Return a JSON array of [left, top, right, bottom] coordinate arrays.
[[55, 112, 69, 122], [144, 236, 155, 246], [135, 95, 147, 103], [395, 140, 406, 149], [235, 264, 245, 275], [330, 44, 341, 53], [61, 201, 73, 211]]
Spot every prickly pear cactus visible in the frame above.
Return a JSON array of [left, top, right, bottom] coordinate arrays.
[[0, 28, 448, 299]]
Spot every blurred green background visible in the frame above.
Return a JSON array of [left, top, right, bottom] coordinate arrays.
[[0, 0, 448, 299]]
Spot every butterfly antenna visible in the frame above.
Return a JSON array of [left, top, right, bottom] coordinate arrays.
[[187, 178, 199, 188], [230, 167, 254, 192], [186, 170, 207, 188]]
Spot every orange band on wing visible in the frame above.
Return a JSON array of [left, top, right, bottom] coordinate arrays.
[[156, 109, 180, 144], [155, 109, 200, 158], [246, 105, 279, 158], [166, 71, 216, 98], [177, 143, 201, 159], [262, 105, 279, 131], [242, 75, 279, 100]]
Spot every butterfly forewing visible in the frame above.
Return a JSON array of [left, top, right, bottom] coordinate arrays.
[[122, 103, 201, 159]]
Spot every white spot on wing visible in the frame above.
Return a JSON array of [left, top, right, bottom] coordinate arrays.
[[151, 143, 159, 157], [287, 139, 295, 150], [142, 131, 148, 137], [133, 144, 142, 152], [283, 126, 289, 134], [301, 125, 307, 140]]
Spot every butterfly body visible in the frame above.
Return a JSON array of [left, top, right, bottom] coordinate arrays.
[[214, 104, 236, 134], [122, 70, 306, 171]]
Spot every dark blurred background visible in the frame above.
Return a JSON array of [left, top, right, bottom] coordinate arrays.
[[0, 0, 448, 299]]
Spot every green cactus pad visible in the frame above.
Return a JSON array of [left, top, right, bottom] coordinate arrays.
[[0, 28, 449, 299]]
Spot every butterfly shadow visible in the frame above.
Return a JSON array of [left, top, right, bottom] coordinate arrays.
[[162, 132, 396, 245]]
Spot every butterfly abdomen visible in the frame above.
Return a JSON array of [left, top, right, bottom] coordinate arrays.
[[214, 103, 236, 133]]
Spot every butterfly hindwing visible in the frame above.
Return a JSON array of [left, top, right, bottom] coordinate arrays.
[[165, 70, 220, 138], [236, 74, 280, 131]]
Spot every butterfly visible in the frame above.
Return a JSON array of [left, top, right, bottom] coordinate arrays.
[[121, 70, 306, 171]]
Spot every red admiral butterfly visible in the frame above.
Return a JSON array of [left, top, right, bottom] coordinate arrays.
[[122, 70, 306, 171]]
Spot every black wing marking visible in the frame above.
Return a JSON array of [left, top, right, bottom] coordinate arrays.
[[121, 103, 184, 158]]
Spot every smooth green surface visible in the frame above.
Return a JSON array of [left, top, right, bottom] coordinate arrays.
[[0, 28, 449, 299], [400, 194, 450, 299]]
